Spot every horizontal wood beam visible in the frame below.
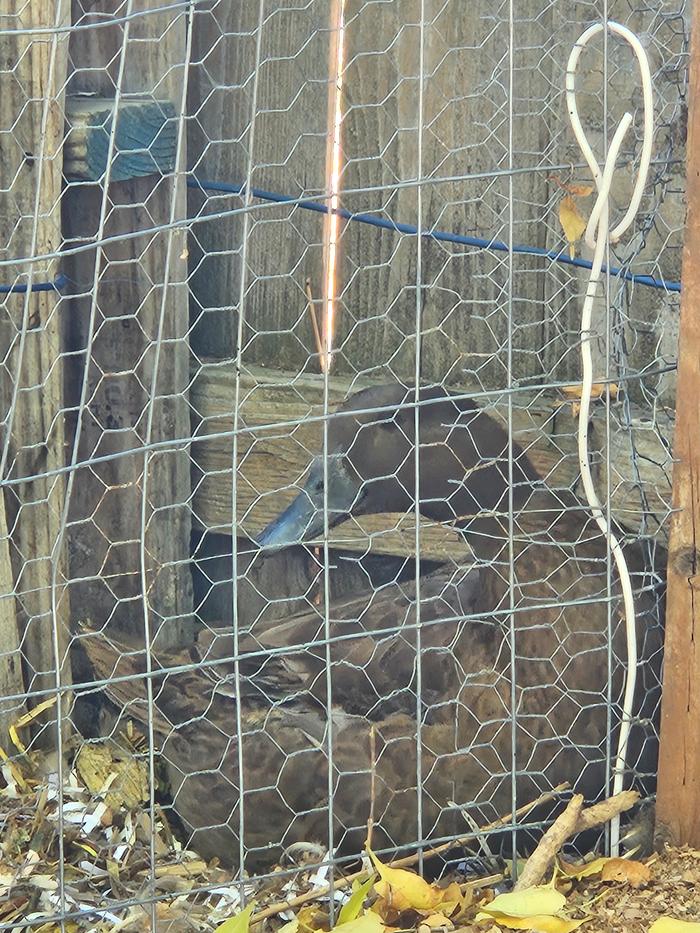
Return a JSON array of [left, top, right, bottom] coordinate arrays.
[[190, 364, 674, 562]]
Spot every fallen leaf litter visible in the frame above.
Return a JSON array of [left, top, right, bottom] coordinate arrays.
[[1, 711, 698, 932]]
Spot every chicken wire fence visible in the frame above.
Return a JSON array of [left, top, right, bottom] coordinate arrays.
[[0, 0, 688, 929]]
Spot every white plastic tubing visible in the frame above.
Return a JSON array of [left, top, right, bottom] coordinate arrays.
[[565, 22, 653, 855]]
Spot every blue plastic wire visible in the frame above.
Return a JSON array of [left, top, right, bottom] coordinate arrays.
[[188, 177, 682, 294], [0, 181, 682, 294], [0, 272, 70, 295]]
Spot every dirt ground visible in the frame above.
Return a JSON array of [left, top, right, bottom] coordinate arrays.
[[565, 846, 700, 932]]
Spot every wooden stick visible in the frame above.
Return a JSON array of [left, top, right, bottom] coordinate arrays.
[[656, 0, 700, 849], [514, 789, 639, 890], [514, 794, 584, 891], [576, 790, 639, 831], [305, 277, 324, 364], [250, 782, 570, 922], [365, 725, 377, 851]]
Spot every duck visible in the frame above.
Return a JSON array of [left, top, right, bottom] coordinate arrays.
[[79, 383, 665, 870]]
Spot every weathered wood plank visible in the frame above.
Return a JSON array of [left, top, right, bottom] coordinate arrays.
[[190, 364, 673, 561], [187, 2, 329, 362], [655, 4, 700, 849], [64, 0, 192, 650], [183, 2, 683, 408], [0, 0, 72, 741]]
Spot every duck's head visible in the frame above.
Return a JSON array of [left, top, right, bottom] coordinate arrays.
[[257, 383, 540, 552]]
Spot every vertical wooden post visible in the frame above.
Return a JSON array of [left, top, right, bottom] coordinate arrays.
[[64, 0, 193, 652], [655, 5, 700, 848], [0, 0, 71, 744]]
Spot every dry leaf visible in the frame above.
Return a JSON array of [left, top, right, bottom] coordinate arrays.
[[649, 921, 700, 932], [368, 849, 442, 912], [278, 920, 299, 933], [561, 383, 619, 401], [558, 856, 609, 880], [479, 886, 566, 918], [475, 914, 586, 932], [297, 905, 328, 933], [418, 912, 454, 930], [334, 913, 384, 933], [548, 176, 595, 197], [75, 743, 148, 810], [9, 697, 58, 753], [277, 917, 299, 933], [600, 857, 651, 888], [215, 902, 255, 933], [338, 878, 376, 926], [559, 195, 588, 259]]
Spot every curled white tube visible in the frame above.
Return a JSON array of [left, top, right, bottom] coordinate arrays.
[[565, 21, 654, 855]]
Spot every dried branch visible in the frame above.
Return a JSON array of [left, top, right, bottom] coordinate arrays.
[[577, 790, 639, 831], [514, 789, 640, 890], [365, 725, 377, 852], [305, 277, 324, 364], [514, 794, 584, 890]]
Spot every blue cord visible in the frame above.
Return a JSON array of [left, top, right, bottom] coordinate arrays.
[[0, 182, 681, 294], [188, 177, 682, 294], [0, 272, 70, 295]]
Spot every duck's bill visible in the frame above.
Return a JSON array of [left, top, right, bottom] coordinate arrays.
[[256, 488, 346, 551]]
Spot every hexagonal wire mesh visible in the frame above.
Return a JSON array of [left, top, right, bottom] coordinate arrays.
[[0, 0, 687, 928]]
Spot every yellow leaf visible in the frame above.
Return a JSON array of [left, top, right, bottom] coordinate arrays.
[[561, 382, 618, 401], [481, 886, 566, 918], [215, 902, 255, 933], [338, 877, 376, 926], [75, 742, 149, 810], [334, 914, 384, 933], [566, 184, 595, 197], [72, 842, 99, 858], [475, 913, 586, 932], [559, 195, 587, 259], [600, 857, 651, 888], [368, 849, 441, 912], [558, 856, 609, 880], [9, 697, 58, 753], [649, 921, 700, 932], [297, 906, 327, 933], [419, 913, 453, 929]]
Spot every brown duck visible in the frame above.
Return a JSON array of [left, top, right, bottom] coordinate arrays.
[[81, 384, 664, 869]]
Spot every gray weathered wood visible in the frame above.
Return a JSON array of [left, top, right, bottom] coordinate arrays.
[[185, 1, 684, 408], [0, 0, 72, 742], [63, 0, 192, 650], [187, 2, 330, 362], [190, 363, 674, 561]]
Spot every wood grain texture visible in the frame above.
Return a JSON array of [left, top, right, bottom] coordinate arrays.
[[182, 0, 684, 405], [187, 1, 329, 362], [0, 0, 71, 740], [190, 363, 673, 561], [655, 4, 700, 849], [63, 0, 192, 649]]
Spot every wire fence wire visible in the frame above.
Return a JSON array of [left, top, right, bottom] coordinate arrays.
[[0, 0, 688, 929]]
